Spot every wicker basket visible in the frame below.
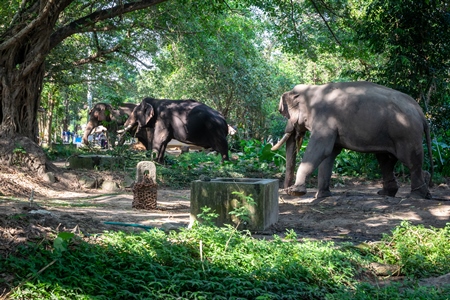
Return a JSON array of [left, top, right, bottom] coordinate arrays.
[[132, 175, 157, 210]]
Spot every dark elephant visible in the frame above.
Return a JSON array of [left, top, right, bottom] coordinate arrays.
[[272, 81, 433, 199], [119, 98, 229, 163], [82, 102, 150, 148]]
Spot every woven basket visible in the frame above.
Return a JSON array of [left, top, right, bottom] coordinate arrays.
[[132, 175, 157, 210]]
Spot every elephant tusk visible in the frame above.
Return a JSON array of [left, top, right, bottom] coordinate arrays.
[[118, 124, 133, 134], [271, 132, 292, 151]]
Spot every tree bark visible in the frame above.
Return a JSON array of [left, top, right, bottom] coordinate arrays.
[[0, 1, 62, 173]]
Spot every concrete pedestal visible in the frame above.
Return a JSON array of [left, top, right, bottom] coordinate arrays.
[[190, 178, 279, 231]]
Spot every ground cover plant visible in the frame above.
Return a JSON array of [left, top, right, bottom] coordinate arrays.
[[1, 220, 449, 299]]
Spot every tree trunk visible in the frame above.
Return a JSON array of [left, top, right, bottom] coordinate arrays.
[[0, 5, 61, 174], [45, 91, 56, 146]]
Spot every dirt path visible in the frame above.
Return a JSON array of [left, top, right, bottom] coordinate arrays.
[[275, 185, 449, 241], [1, 180, 449, 242]]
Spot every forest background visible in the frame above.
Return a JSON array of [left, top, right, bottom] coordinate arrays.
[[0, 0, 449, 177]]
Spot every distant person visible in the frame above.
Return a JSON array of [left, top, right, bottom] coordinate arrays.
[[99, 132, 107, 149], [62, 131, 68, 143]]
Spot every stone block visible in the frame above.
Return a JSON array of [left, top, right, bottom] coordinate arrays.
[[190, 178, 279, 231]]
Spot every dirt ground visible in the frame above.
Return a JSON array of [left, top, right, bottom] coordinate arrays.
[[0, 164, 448, 242]]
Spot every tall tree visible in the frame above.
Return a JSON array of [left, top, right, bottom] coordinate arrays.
[[0, 0, 166, 173]]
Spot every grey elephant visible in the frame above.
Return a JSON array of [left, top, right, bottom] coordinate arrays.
[[119, 97, 229, 163], [82, 102, 150, 148], [271, 81, 433, 199]]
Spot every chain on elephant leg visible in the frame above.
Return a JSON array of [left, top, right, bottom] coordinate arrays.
[[422, 170, 432, 187], [410, 182, 432, 199]]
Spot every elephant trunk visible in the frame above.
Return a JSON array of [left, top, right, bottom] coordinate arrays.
[[117, 123, 134, 144], [271, 132, 292, 151], [82, 121, 96, 145]]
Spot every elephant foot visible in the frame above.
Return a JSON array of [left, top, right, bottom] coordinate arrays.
[[378, 179, 399, 197], [315, 190, 332, 199], [377, 188, 398, 197], [409, 183, 433, 199], [287, 184, 307, 197]]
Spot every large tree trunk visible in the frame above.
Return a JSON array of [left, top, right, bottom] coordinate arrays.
[[0, 3, 62, 174]]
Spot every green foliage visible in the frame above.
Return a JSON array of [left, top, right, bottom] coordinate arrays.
[[229, 191, 257, 226], [196, 206, 219, 227], [335, 151, 380, 179], [43, 144, 80, 160], [368, 221, 450, 278], [239, 139, 286, 171], [12, 145, 26, 155], [431, 137, 450, 177], [4, 223, 449, 299], [53, 232, 75, 257]]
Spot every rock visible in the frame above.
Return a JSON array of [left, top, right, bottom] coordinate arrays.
[[369, 262, 401, 276], [199, 175, 210, 181], [438, 183, 449, 189], [161, 222, 185, 233], [420, 273, 450, 287], [42, 172, 55, 183], [102, 180, 120, 192], [122, 174, 135, 188], [79, 176, 99, 189], [29, 209, 54, 216]]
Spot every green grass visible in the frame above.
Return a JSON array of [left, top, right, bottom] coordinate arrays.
[[2, 222, 449, 299]]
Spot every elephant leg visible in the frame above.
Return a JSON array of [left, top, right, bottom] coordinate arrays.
[[155, 142, 169, 164], [152, 129, 171, 164], [289, 133, 336, 196], [376, 153, 399, 197], [396, 147, 432, 199], [409, 160, 432, 199], [215, 136, 229, 161], [316, 147, 342, 199], [284, 132, 298, 188]]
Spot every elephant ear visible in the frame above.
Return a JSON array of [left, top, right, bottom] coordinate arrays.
[[93, 104, 111, 121], [279, 92, 291, 119], [137, 100, 154, 127]]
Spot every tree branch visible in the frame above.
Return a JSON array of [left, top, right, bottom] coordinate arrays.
[[50, 0, 167, 50], [9, 0, 32, 28], [0, 0, 59, 51], [72, 44, 122, 66], [124, 53, 155, 69], [309, 0, 342, 46], [289, 0, 303, 46]]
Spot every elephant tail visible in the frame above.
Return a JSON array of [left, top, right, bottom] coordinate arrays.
[[424, 120, 434, 186]]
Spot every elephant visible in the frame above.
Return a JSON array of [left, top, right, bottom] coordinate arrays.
[[271, 81, 433, 199], [118, 97, 229, 163], [82, 102, 150, 148]]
